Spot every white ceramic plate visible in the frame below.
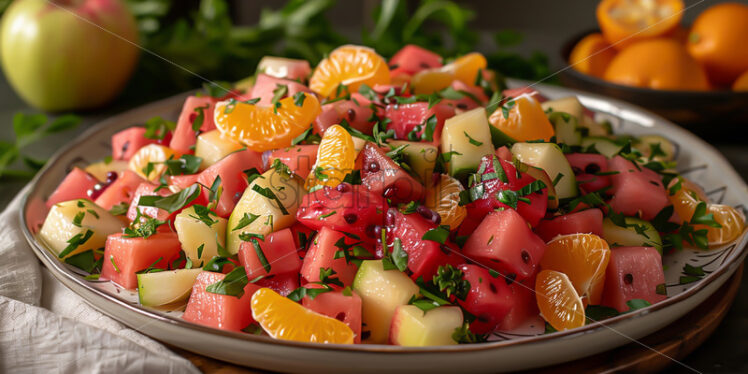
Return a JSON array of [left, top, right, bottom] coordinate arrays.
[[21, 81, 748, 373]]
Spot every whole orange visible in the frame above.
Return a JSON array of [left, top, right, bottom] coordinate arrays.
[[604, 38, 709, 90], [687, 3, 748, 86], [597, 0, 684, 49], [733, 70, 748, 92], [569, 33, 618, 78]]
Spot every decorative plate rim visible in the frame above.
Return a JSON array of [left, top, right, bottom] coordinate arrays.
[[19, 81, 748, 354]]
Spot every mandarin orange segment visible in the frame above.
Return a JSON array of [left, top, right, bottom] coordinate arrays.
[[251, 288, 355, 344], [706, 204, 746, 246], [536, 270, 586, 331], [128, 144, 177, 181], [540, 233, 611, 305], [488, 95, 554, 142], [667, 177, 746, 247], [309, 45, 390, 98], [597, 0, 684, 48], [214, 94, 320, 152], [425, 174, 467, 230], [305, 124, 356, 190]]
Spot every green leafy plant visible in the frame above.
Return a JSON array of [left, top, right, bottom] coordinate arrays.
[[0, 113, 80, 180]]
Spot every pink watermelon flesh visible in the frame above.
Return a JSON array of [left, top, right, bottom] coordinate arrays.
[[46, 167, 99, 207], [196, 149, 264, 218], [534, 208, 604, 242], [463, 208, 546, 282], [268, 145, 318, 179], [358, 142, 425, 204], [254, 273, 300, 297], [126, 182, 169, 222], [566, 153, 611, 193], [238, 228, 301, 279], [314, 99, 375, 135], [111, 127, 164, 161], [300, 227, 359, 286], [100, 232, 182, 290], [607, 156, 668, 220], [498, 278, 540, 331], [602, 246, 666, 313], [94, 170, 145, 211], [249, 74, 312, 107], [386, 208, 449, 281], [302, 288, 363, 343], [170, 96, 216, 154], [388, 44, 443, 75], [385, 102, 454, 147], [183, 271, 261, 331], [457, 264, 514, 334]]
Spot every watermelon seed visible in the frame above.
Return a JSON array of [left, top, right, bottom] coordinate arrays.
[[335, 312, 346, 322], [585, 163, 601, 174], [347, 109, 356, 121], [505, 273, 517, 285], [624, 273, 634, 285], [521, 250, 531, 264], [344, 213, 358, 224], [489, 283, 497, 294]]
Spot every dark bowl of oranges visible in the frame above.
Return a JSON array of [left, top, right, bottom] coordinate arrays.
[[559, 0, 748, 136]]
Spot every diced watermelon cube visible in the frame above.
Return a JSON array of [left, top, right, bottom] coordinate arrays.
[[167, 174, 200, 190], [441, 80, 488, 111], [534, 208, 604, 242], [386, 208, 449, 281], [46, 167, 99, 207], [389, 44, 443, 75], [385, 102, 454, 147], [498, 278, 540, 331], [183, 271, 261, 331], [463, 208, 546, 281], [460, 155, 548, 233], [111, 127, 163, 161], [359, 142, 425, 203], [258, 57, 311, 81], [100, 232, 182, 289], [607, 156, 668, 221], [197, 149, 264, 218], [126, 182, 169, 221], [296, 183, 386, 238], [238, 228, 301, 279], [301, 227, 359, 286], [94, 170, 145, 210], [268, 145, 319, 179], [457, 264, 513, 334], [170, 96, 216, 154], [302, 288, 363, 343], [566, 153, 611, 193], [602, 246, 666, 312], [254, 273, 300, 297], [249, 74, 312, 107], [314, 99, 376, 135]]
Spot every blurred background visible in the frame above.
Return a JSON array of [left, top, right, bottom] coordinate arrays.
[[0, 1, 745, 372]]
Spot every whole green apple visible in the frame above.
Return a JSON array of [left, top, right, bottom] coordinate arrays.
[[0, 0, 139, 111]]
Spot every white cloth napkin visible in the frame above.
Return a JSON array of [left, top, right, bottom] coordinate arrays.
[[0, 186, 200, 374]]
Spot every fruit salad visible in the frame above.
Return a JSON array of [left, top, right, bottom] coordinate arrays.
[[39, 44, 746, 346]]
